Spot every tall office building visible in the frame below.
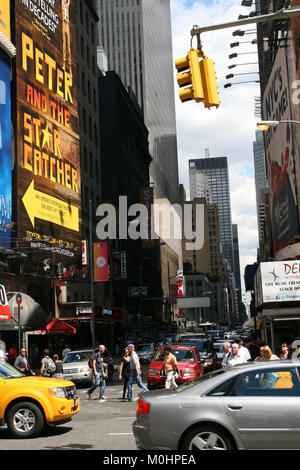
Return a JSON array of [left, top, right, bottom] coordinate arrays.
[[96, 0, 179, 204], [232, 224, 246, 323], [189, 157, 234, 270], [253, 130, 267, 244]]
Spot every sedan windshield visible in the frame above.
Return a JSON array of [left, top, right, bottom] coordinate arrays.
[[153, 348, 196, 362], [181, 340, 207, 351], [62, 351, 91, 363], [137, 344, 153, 351], [174, 369, 226, 393], [0, 361, 24, 379], [214, 344, 224, 352]]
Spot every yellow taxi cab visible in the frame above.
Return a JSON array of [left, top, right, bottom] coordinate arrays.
[[0, 360, 80, 438]]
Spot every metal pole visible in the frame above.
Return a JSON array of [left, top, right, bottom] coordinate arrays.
[[89, 199, 95, 351], [139, 249, 148, 315], [18, 304, 21, 354], [191, 8, 300, 36]]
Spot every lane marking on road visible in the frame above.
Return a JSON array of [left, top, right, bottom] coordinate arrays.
[[114, 417, 136, 420]]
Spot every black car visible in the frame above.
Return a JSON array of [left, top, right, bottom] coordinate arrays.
[[180, 338, 217, 372]]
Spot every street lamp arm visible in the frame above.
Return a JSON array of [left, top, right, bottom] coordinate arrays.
[[257, 120, 300, 130], [191, 7, 300, 35]]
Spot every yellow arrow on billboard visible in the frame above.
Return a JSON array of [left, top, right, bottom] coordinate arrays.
[[22, 180, 79, 232]]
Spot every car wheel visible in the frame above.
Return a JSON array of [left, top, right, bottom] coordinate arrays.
[[7, 402, 45, 438], [182, 425, 233, 450]]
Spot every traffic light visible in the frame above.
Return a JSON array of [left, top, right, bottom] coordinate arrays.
[[175, 48, 205, 103], [175, 49, 220, 108], [199, 56, 220, 109], [112, 254, 121, 280]]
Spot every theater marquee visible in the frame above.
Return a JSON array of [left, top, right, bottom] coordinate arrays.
[[15, 0, 81, 251]]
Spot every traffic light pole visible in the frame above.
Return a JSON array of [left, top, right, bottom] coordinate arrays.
[[89, 199, 96, 351], [190, 7, 300, 36]]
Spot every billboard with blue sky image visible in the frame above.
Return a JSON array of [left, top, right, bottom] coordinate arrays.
[[0, 56, 12, 248]]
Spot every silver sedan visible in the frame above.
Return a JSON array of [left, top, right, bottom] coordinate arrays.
[[133, 361, 300, 450]]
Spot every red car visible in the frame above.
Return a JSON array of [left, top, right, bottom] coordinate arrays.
[[146, 344, 204, 390]]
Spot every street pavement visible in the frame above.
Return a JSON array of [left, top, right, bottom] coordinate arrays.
[[0, 360, 149, 450]]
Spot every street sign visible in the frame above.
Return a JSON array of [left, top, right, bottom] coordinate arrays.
[[16, 293, 22, 306], [128, 287, 148, 297]]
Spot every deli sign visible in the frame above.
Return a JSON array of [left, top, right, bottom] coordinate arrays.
[[255, 261, 300, 306]]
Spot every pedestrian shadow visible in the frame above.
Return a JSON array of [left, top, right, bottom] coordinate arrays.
[[44, 443, 94, 450]]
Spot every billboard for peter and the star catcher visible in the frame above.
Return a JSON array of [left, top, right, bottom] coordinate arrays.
[[15, 0, 81, 255]]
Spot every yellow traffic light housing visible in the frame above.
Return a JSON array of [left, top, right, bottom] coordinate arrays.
[[175, 48, 220, 108], [175, 48, 205, 103], [199, 56, 220, 109]]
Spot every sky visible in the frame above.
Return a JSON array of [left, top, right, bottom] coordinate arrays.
[[170, 0, 261, 299]]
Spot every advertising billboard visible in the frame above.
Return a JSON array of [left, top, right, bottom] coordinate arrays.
[[255, 261, 300, 306], [287, 0, 300, 231], [262, 47, 299, 255], [15, 0, 81, 257], [0, 57, 12, 248], [94, 242, 109, 282], [0, 0, 10, 41]]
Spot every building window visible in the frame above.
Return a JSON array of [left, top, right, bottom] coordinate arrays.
[[86, 12, 89, 35], [83, 145, 88, 170], [82, 71, 86, 95], [88, 80, 91, 103], [89, 116, 93, 139], [80, 1, 83, 24], [87, 45, 90, 68], [81, 36, 84, 59]]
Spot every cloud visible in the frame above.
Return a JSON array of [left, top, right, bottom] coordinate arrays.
[[171, 0, 260, 286]]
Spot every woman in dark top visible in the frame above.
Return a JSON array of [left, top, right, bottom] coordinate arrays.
[[119, 348, 130, 399], [53, 354, 64, 379]]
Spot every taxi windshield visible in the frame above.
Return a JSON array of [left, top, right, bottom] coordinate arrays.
[[0, 361, 24, 379]]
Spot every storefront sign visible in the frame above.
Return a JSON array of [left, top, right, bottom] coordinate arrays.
[[255, 261, 300, 305], [82, 240, 88, 265], [0, 275, 11, 320]]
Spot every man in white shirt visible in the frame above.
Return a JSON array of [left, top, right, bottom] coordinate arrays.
[[235, 338, 251, 362], [222, 342, 232, 368], [127, 344, 149, 402], [227, 343, 248, 367]]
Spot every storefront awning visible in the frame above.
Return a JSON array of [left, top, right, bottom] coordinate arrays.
[[46, 319, 76, 335]]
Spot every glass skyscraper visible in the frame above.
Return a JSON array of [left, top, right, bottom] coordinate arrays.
[[253, 130, 267, 243], [96, 0, 179, 204], [189, 157, 234, 270]]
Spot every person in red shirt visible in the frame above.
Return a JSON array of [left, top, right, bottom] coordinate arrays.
[[8, 345, 17, 365]]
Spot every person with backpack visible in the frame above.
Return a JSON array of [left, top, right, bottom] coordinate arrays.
[[40, 349, 56, 377], [86, 344, 107, 401], [53, 353, 64, 379]]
